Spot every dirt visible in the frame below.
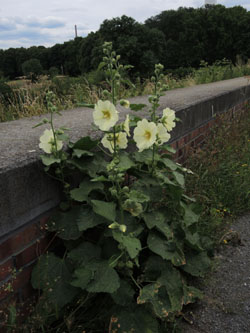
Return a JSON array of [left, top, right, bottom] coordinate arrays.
[[181, 213, 250, 333]]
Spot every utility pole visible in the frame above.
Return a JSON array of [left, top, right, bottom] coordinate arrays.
[[75, 25, 78, 38]]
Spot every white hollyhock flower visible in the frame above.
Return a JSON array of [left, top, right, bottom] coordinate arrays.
[[161, 107, 176, 132], [157, 123, 171, 145], [133, 119, 157, 152], [123, 114, 130, 136], [39, 129, 63, 154], [93, 100, 119, 131], [101, 132, 128, 153]]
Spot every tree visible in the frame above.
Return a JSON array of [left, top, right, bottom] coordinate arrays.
[[22, 58, 43, 82]]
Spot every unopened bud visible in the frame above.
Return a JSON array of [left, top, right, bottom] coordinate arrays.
[[119, 225, 127, 233], [120, 99, 130, 109]]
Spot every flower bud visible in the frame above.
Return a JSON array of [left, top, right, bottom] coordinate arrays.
[[120, 99, 130, 109], [108, 222, 119, 229], [119, 225, 127, 233], [102, 89, 110, 97], [122, 186, 129, 193], [126, 261, 133, 268]]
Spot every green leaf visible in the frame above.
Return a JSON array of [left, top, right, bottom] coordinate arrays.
[[143, 211, 165, 229], [32, 254, 78, 308], [111, 280, 135, 306], [155, 220, 173, 240], [161, 158, 178, 171], [91, 175, 109, 182], [68, 153, 108, 177], [130, 103, 146, 111], [91, 200, 116, 221], [182, 251, 211, 277], [185, 231, 203, 251], [181, 202, 200, 227], [137, 284, 172, 319], [41, 155, 61, 166], [49, 207, 83, 240], [129, 190, 150, 203], [112, 231, 141, 259], [68, 241, 101, 264], [70, 180, 104, 202], [98, 61, 106, 71], [183, 285, 203, 305], [72, 261, 120, 293], [72, 136, 98, 150], [147, 232, 185, 266], [158, 267, 184, 312], [72, 149, 94, 158], [111, 307, 159, 333], [77, 207, 107, 231], [133, 149, 159, 164], [117, 152, 135, 171], [173, 171, 185, 186], [161, 144, 176, 154]]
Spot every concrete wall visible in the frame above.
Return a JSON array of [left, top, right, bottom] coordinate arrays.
[[0, 77, 249, 307]]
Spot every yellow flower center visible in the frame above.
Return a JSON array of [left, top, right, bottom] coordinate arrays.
[[102, 110, 111, 119], [144, 130, 151, 140]]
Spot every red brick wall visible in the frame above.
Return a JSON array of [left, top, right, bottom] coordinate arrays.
[[0, 217, 50, 310], [172, 100, 249, 163]]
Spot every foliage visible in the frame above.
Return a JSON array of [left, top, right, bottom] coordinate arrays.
[[27, 43, 211, 332], [22, 58, 43, 82], [185, 105, 250, 244]]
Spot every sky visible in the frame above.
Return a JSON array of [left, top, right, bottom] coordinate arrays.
[[0, 0, 249, 50]]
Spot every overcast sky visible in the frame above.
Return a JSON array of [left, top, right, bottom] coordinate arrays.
[[0, 0, 249, 49]]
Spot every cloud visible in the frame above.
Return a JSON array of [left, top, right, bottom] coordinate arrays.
[[0, 16, 68, 49], [0, 17, 17, 31], [15, 16, 65, 29]]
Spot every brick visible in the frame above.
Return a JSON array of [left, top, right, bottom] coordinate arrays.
[[190, 128, 200, 140], [0, 223, 41, 262], [14, 236, 50, 270], [39, 216, 50, 232], [0, 279, 13, 301], [19, 283, 36, 302], [12, 266, 34, 293], [170, 141, 177, 150], [177, 137, 185, 149], [0, 259, 13, 281], [194, 135, 205, 146]]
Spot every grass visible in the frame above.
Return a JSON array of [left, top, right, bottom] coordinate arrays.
[[185, 103, 250, 245], [1, 59, 250, 122]]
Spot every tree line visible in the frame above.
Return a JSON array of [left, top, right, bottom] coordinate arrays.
[[0, 5, 249, 80]]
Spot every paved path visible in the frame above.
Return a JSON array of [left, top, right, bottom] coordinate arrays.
[[0, 77, 249, 171], [181, 214, 250, 333]]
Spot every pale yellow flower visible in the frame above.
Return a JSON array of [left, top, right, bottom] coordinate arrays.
[[133, 119, 157, 152], [156, 123, 170, 145], [39, 129, 63, 154], [93, 100, 118, 131], [101, 132, 128, 153], [161, 107, 176, 132], [123, 115, 130, 136]]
